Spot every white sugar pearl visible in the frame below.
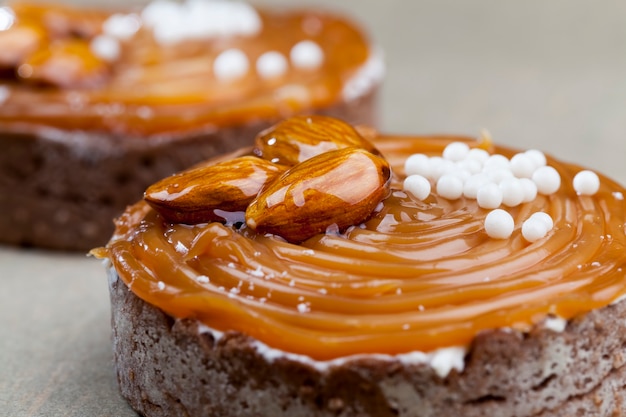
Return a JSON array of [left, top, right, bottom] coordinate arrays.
[[532, 166, 561, 195], [463, 173, 490, 199], [290, 40, 324, 69], [510, 153, 535, 178], [484, 209, 514, 239], [525, 149, 547, 168], [522, 212, 553, 242], [90, 35, 120, 61], [519, 178, 538, 203], [485, 167, 514, 184], [529, 211, 554, 231], [404, 153, 431, 177], [145, 0, 262, 43], [151, 22, 186, 45], [467, 148, 490, 165], [499, 178, 524, 207], [456, 158, 482, 175], [0, 7, 15, 32], [428, 157, 455, 181], [443, 142, 470, 162], [483, 154, 510, 171], [256, 51, 288, 79], [477, 183, 503, 209], [573, 170, 600, 195], [436, 175, 464, 200], [142, 0, 182, 28], [214, 48, 249, 81], [447, 168, 471, 183], [404, 175, 431, 200], [218, 1, 263, 36], [102, 13, 141, 40], [521, 217, 548, 242]]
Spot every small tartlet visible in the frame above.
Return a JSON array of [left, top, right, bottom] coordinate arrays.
[[97, 116, 626, 417], [0, 1, 382, 250]]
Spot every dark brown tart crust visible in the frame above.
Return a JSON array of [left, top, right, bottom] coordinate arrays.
[[109, 268, 626, 417]]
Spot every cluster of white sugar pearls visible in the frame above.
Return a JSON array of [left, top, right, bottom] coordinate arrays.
[[403, 139, 601, 241], [90, 0, 324, 81]]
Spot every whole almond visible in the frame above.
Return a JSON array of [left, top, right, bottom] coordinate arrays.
[[145, 156, 286, 224], [0, 25, 44, 67], [20, 39, 110, 88], [253, 115, 380, 166], [246, 147, 391, 243]]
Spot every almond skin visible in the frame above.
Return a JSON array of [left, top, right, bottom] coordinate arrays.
[[145, 156, 286, 224], [246, 147, 391, 243], [253, 115, 380, 166]]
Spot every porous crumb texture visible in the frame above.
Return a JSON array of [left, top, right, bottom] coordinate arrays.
[[0, 90, 376, 251], [109, 270, 626, 417]]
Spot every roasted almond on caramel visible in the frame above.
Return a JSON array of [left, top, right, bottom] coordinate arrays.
[[246, 147, 391, 243], [253, 114, 380, 166], [145, 156, 286, 224]]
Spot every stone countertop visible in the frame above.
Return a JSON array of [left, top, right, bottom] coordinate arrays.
[[2, 1, 626, 416]]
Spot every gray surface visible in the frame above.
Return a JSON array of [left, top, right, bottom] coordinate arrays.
[[2, 1, 626, 416]]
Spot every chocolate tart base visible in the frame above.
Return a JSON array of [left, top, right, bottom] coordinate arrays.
[[108, 268, 626, 417], [0, 89, 377, 252]]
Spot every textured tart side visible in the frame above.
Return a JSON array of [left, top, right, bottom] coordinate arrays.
[[0, 1, 381, 250], [108, 267, 626, 417]]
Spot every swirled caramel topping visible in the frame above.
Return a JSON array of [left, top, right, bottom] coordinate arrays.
[[99, 123, 626, 360], [0, 1, 376, 136]]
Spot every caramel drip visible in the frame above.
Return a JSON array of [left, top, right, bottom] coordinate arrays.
[[103, 135, 626, 359], [0, 4, 371, 136]]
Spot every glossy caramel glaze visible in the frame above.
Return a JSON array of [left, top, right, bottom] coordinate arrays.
[[0, 2, 373, 137], [100, 135, 626, 360]]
